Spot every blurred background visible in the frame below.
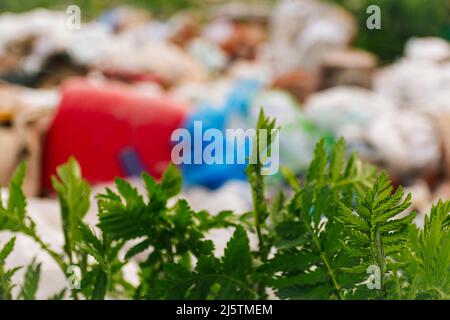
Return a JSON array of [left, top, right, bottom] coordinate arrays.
[[0, 0, 449, 215]]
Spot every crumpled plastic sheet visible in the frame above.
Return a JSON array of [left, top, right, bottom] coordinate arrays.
[[304, 86, 397, 145], [304, 86, 441, 177], [366, 110, 441, 176], [265, 0, 355, 74], [374, 38, 450, 115]]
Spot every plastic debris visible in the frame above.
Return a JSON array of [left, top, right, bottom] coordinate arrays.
[[374, 38, 450, 115], [266, 0, 356, 74], [188, 38, 228, 74], [43, 78, 188, 191], [304, 86, 397, 147], [180, 79, 263, 189], [404, 37, 450, 62], [366, 110, 441, 178]]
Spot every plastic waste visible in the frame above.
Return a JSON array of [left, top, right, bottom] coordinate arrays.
[[180, 79, 263, 189], [374, 38, 450, 115], [366, 110, 441, 178], [188, 39, 228, 74], [375, 60, 450, 114], [304, 86, 397, 148], [265, 0, 355, 74], [404, 37, 450, 62], [43, 78, 188, 191]]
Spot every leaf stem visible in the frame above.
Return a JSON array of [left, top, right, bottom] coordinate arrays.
[[304, 220, 344, 300]]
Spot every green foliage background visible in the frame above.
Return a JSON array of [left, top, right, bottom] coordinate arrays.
[[328, 0, 450, 62], [0, 0, 201, 19]]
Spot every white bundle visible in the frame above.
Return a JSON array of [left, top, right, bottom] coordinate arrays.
[[0, 9, 70, 74], [65, 22, 115, 67], [404, 37, 450, 62], [0, 9, 208, 85], [374, 38, 450, 115], [266, 0, 355, 74], [375, 60, 450, 113], [0, 9, 68, 53], [304, 86, 397, 144], [95, 37, 207, 85], [366, 110, 441, 176]]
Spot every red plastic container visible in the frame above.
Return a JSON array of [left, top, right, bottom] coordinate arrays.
[[42, 78, 187, 191]]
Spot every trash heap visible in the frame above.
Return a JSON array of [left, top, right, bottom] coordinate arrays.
[[0, 0, 448, 211]]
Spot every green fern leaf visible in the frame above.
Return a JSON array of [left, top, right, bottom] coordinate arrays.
[[0, 238, 21, 300], [406, 200, 450, 299], [52, 157, 91, 259], [7, 162, 26, 220], [337, 171, 413, 296], [223, 226, 251, 279], [19, 258, 41, 300]]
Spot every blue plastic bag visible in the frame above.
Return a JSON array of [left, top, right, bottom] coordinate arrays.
[[180, 79, 263, 189]]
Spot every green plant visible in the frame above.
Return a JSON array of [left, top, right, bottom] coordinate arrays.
[[0, 110, 449, 300], [262, 138, 376, 300], [0, 237, 41, 300], [404, 201, 450, 299], [336, 172, 414, 298]]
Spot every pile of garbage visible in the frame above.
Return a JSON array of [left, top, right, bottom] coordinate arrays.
[[0, 0, 449, 209]]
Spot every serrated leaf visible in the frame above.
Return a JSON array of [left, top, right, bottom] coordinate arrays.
[[114, 178, 144, 209], [329, 138, 346, 182], [52, 157, 91, 258], [280, 166, 301, 191], [19, 258, 41, 300], [0, 237, 15, 263], [161, 164, 182, 198], [7, 162, 26, 220], [125, 238, 152, 260], [222, 226, 251, 279], [337, 172, 414, 293], [307, 139, 327, 184]]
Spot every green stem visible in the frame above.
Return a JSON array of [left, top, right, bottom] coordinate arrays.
[[249, 166, 269, 259], [305, 221, 344, 300], [248, 164, 270, 299], [371, 227, 386, 297]]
